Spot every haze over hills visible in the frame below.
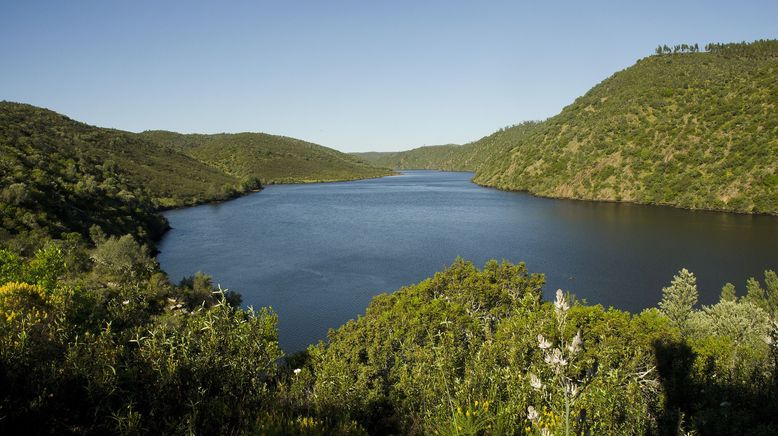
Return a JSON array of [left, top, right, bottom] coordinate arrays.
[[140, 130, 392, 185], [361, 40, 778, 215]]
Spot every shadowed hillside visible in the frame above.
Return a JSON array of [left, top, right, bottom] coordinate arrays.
[[0, 102, 244, 247]]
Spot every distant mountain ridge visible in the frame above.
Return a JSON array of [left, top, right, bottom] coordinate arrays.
[[351, 144, 478, 171], [141, 130, 392, 185], [358, 40, 778, 215]]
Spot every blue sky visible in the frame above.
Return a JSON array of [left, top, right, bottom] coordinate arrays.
[[1, 1, 776, 152]]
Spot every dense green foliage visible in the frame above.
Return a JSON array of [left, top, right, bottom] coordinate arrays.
[[0, 102, 249, 210], [141, 130, 393, 184], [0, 103, 171, 249], [4, 245, 776, 434], [0, 235, 288, 434], [472, 40, 778, 214], [283, 260, 778, 435], [363, 40, 778, 214], [0, 101, 258, 250]]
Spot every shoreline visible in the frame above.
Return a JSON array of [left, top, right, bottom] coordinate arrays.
[[382, 167, 778, 218], [151, 170, 397, 244]]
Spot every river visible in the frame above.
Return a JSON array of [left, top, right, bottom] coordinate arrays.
[[158, 171, 778, 352]]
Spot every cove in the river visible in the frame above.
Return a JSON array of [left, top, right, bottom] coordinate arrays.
[[157, 170, 778, 352]]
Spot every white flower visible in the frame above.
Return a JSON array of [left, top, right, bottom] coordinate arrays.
[[554, 289, 569, 313], [568, 331, 583, 354], [564, 380, 579, 397], [529, 373, 543, 390], [293, 368, 301, 375], [537, 334, 552, 350], [527, 405, 539, 421], [545, 348, 567, 367], [122, 300, 130, 305]]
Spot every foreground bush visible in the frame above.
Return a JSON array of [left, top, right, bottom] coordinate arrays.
[[1, 245, 776, 434], [0, 241, 283, 435], [287, 259, 671, 434]]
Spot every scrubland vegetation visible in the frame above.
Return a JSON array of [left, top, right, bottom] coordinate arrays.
[[141, 130, 392, 185], [361, 40, 778, 214], [1, 243, 776, 434], [2, 40, 777, 434]]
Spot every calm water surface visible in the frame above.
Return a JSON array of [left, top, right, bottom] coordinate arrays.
[[158, 171, 778, 352]]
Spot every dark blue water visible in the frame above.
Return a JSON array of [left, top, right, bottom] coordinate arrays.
[[158, 171, 778, 352]]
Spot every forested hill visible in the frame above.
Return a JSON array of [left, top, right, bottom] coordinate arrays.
[[351, 121, 543, 174], [351, 143, 480, 171], [0, 102, 395, 247], [0, 102, 247, 209], [141, 130, 393, 184], [473, 40, 778, 214], [364, 40, 778, 215], [0, 102, 243, 248]]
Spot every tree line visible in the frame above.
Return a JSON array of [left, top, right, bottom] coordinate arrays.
[[654, 43, 700, 55], [654, 39, 778, 56]]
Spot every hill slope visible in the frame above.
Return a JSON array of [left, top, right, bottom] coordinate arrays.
[[1, 102, 247, 209], [473, 40, 778, 214], [353, 121, 544, 173], [0, 102, 176, 245], [352, 144, 479, 171], [141, 130, 393, 184], [361, 40, 778, 214]]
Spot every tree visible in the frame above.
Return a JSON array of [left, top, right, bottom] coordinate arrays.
[[25, 245, 65, 292], [659, 268, 698, 335], [743, 271, 778, 317], [90, 234, 157, 286], [720, 282, 737, 303], [698, 300, 770, 346], [744, 277, 767, 312], [764, 270, 778, 316], [178, 272, 242, 309]]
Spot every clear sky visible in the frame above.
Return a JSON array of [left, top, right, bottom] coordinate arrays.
[[1, 1, 776, 152]]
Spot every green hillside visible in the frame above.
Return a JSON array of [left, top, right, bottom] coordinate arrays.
[[364, 40, 778, 215], [0, 102, 231, 247], [351, 143, 480, 171], [0, 102, 247, 212], [472, 40, 778, 214], [0, 102, 395, 247], [141, 130, 393, 184]]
